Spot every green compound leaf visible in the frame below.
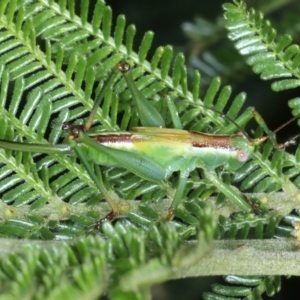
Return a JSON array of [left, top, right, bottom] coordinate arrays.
[[224, 0, 300, 93], [0, 1, 299, 298]]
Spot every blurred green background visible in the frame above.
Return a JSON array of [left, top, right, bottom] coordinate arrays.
[[103, 0, 300, 299]]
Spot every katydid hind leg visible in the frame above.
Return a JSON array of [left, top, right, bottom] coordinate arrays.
[[63, 67, 124, 226], [70, 140, 121, 226], [117, 62, 165, 128]]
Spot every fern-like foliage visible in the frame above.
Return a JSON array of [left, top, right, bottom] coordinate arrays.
[[204, 275, 281, 299], [0, 0, 299, 299], [224, 0, 300, 92], [0, 214, 215, 299], [0, 0, 254, 230], [222, 0, 300, 198], [224, 0, 300, 119]]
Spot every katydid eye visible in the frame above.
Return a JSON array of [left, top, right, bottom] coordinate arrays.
[[236, 150, 248, 162]]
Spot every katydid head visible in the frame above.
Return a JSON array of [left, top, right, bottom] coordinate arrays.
[[52, 121, 87, 141]]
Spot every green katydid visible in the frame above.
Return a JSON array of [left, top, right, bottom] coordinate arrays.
[[0, 62, 299, 225]]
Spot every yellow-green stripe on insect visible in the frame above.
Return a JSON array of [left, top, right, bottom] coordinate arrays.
[[0, 63, 299, 225]]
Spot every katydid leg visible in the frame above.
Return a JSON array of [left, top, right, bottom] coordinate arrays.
[[252, 109, 277, 146], [252, 110, 272, 135], [117, 63, 165, 128], [65, 68, 122, 225], [167, 171, 189, 220], [70, 140, 120, 215]]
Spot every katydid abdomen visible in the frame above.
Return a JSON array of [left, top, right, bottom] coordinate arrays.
[[77, 127, 252, 183]]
